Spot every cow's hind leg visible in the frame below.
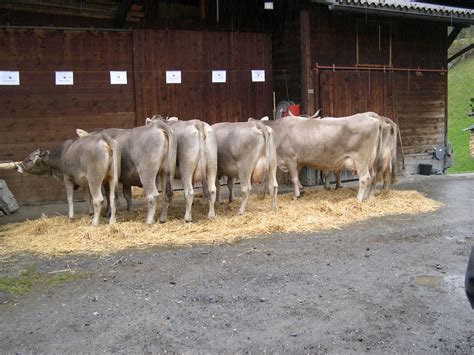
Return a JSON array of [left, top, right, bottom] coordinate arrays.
[[356, 164, 373, 202], [182, 174, 194, 223], [216, 178, 222, 203], [335, 170, 343, 189], [323, 171, 331, 190], [82, 186, 94, 215], [64, 178, 75, 220], [158, 172, 170, 224], [123, 185, 132, 211], [227, 177, 235, 202], [287, 161, 300, 200], [268, 167, 278, 211], [139, 172, 159, 224], [238, 173, 252, 215], [88, 181, 105, 226], [207, 170, 217, 219]]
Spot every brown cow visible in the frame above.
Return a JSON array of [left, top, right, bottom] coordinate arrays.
[[212, 120, 278, 215], [77, 119, 176, 224], [262, 113, 382, 202], [17, 132, 119, 226], [146, 116, 218, 223]]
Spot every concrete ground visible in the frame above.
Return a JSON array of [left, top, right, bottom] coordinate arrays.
[[0, 174, 473, 353]]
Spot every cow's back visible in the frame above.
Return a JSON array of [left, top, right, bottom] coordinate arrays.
[[264, 114, 381, 171]]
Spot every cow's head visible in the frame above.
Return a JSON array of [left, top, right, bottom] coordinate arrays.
[[145, 114, 167, 126], [17, 149, 50, 175]]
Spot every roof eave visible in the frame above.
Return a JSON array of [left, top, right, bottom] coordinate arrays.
[[312, 1, 474, 25]]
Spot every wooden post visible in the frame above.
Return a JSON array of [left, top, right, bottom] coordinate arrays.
[[300, 7, 314, 116]]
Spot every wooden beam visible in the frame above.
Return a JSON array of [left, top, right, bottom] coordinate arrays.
[[300, 7, 314, 115], [448, 43, 474, 63], [447, 26, 463, 48], [116, 0, 133, 28]]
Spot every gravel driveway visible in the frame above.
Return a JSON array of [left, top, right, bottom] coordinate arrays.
[[1, 174, 473, 353]]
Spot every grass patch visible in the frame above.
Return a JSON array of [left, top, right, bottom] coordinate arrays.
[[448, 55, 474, 173], [0, 269, 82, 295]]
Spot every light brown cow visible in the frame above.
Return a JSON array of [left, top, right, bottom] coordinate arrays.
[[316, 113, 398, 193], [77, 119, 176, 224], [212, 120, 278, 215], [17, 133, 119, 226], [146, 116, 218, 223], [262, 113, 382, 202]]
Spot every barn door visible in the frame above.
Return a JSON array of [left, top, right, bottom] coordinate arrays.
[[317, 69, 394, 182], [318, 70, 394, 118]]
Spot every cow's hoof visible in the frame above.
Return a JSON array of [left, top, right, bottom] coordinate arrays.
[[185, 219, 193, 224]]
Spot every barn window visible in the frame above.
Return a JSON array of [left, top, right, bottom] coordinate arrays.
[[356, 21, 392, 66]]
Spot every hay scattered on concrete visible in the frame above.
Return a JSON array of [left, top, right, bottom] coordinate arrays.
[[0, 188, 442, 256]]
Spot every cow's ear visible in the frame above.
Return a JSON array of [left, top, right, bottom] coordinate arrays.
[[167, 116, 178, 122], [76, 128, 89, 137], [260, 116, 269, 121], [145, 117, 152, 125]]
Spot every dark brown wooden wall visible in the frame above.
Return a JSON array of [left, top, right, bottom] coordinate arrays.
[[319, 71, 394, 118], [0, 28, 272, 204], [133, 30, 273, 125], [0, 29, 136, 204], [307, 4, 448, 174], [393, 71, 447, 172], [272, 16, 302, 106]]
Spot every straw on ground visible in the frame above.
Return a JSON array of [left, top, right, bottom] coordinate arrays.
[[0, 188, 442, 256]]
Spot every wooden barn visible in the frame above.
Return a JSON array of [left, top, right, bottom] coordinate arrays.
[[0, 0, 473, 204]]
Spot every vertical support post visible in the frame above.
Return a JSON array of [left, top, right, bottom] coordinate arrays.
[[300, 7, 314, 115]]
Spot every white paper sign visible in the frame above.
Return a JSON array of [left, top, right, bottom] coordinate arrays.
[[166, 71, 182, 84], [251, 70, 265, 82], [0, 71, 20, 85], [212, 70, 226, 83], [55, 71, 74, 85], [110, 71, 127, 85]]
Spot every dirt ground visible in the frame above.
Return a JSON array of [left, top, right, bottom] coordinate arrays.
[[0, 174, 473, 353]]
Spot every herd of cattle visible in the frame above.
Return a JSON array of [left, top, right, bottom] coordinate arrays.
[[16, 111, 398, 226]]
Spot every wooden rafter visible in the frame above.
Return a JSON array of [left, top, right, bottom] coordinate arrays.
[[448, 43, 474, 63], [116, 0, 133, 28], [447, 26, 463, 48]]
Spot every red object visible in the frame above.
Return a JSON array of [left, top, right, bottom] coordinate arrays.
[[283, 104, 300, 117], [289, 104, 300, 116]]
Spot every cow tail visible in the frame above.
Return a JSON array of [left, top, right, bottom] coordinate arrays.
[[165, 125, 177, 202], [390, 123, 398, 184], [101, 133, 119, 196], [256, 121, 270, 198], [372, 121, 384, 180], [153, 120, 176, 202], [196, 121, 210, 199]]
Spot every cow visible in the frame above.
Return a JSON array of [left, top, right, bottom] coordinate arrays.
[[262, 112, 382, 202], [145, 116, 218, 223], [77, 118, 176, 224], [287, 111, 398, 194], [212, 120, 278, 215], [17, 132, 119, 226]]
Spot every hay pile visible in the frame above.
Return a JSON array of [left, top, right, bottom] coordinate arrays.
[[0, 188, 442, 256]]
